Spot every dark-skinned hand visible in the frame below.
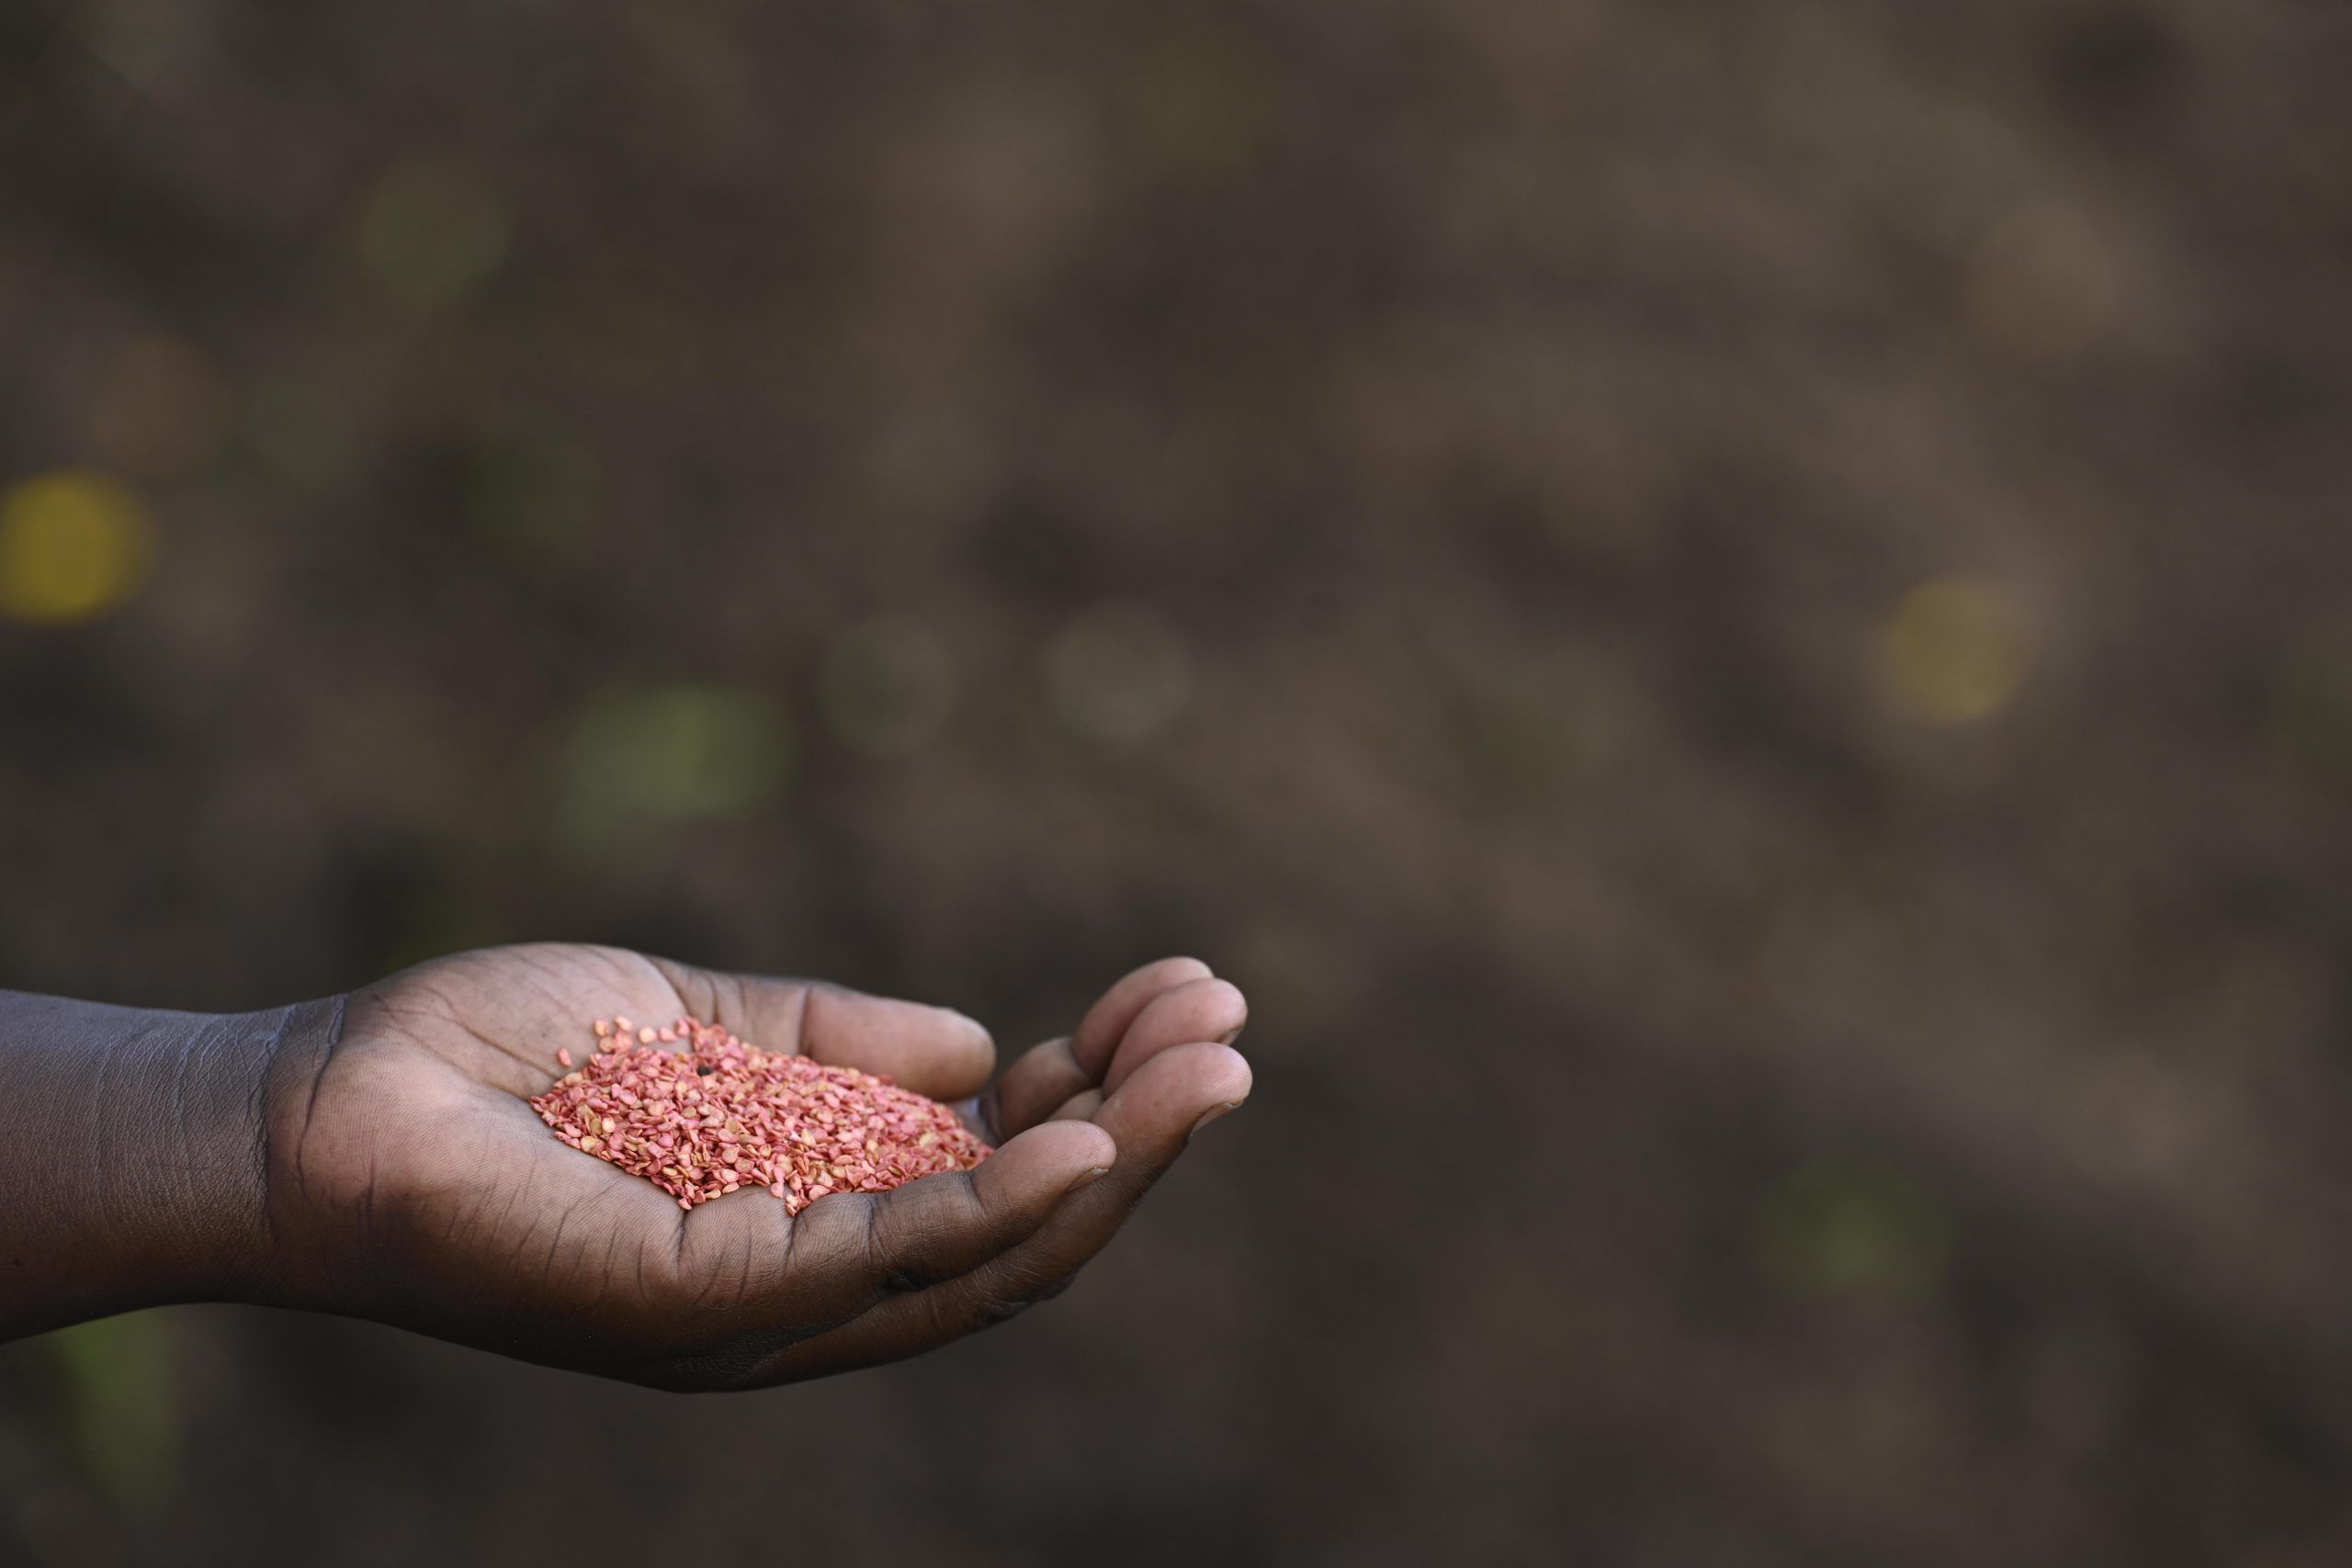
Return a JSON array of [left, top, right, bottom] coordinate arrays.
[[0, 946, 1251, 1390]]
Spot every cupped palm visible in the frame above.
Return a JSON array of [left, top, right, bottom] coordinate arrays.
[[262, 943, 1250, 1390]]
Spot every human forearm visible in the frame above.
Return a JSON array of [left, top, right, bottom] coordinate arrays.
[[0, 991, 328, 1338]]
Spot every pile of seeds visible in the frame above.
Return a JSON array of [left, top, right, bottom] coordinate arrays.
[[531, 1013, 991, 1213]]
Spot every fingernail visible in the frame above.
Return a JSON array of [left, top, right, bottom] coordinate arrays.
[[1216, 1024, 1245, 1045], [1190, 1101, 1244, 1137], [1066, 1165, 1112, 1193]]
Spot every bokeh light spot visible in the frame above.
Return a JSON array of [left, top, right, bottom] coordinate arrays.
[[1753, 1160, 1953, 1301], [558, 683, 791, 847], [0, 470, 157, 626], [46, 1311, 179, 1505], [465, 413, 597, 567], [356, 156, 511, 314], [820, 616, 958, 756], [1877, 576, 2033, 726], [1043, 604, 1193, 748]]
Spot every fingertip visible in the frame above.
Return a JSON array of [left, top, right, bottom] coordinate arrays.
[[1073, 956, 1216, 1070], [935, 1005, 999, 1087], [1102, 976, 1249, 1094], [1096, 1040, 1253, 1141], [941, 1004, 994, 1049], [926, 998, 996, 1056], [1190, 1100, 1244, 1136], [1186, 1040, 1254, 1108], [1156, 976, 1248, 1037], [989, 1118, 1118, 1191]]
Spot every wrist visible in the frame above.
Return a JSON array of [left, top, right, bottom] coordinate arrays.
[[0, 991, 341, 1337], [247, 991, 350, 1313]]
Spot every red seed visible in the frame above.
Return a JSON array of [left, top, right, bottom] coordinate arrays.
[[556, 1048, 574, 1068], [531, 1012, 990, 1214]]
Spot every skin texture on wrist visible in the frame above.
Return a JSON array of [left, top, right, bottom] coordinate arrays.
[[0, 990, 339, 1338]]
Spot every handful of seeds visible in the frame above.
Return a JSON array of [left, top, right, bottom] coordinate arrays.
[[532, 1013, 991, 1213]]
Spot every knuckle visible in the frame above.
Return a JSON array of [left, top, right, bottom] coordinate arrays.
[[953, 1258, 1080, 1336], [968, 1293, 1037, 1331]]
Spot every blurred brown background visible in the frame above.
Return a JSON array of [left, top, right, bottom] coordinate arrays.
[[4, 0, 2352, 1562]]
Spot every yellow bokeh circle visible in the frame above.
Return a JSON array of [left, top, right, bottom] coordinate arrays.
[[1878, 576, 2034, 726], [0, 471, 157, 626]]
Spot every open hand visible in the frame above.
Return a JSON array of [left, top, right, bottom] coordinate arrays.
[[260, 944, 1251, 1389]]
